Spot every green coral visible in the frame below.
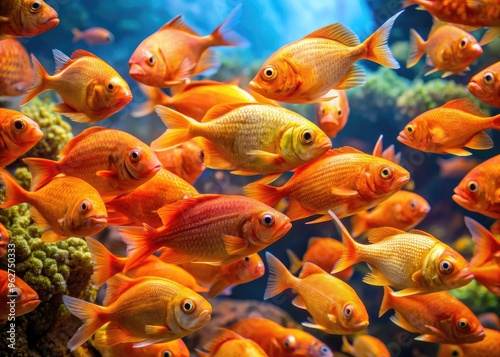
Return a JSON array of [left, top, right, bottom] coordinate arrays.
[[450, 280, 500, 316]]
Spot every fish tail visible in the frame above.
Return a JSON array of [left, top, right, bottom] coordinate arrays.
[[329, 210, 360, 274], [22, 157, 60, 191], [62, 295, 107, 351], [378, 285, 394, 317], [85, 237, 123, 287], [151, 106, 197, 151], [210, 4, 249, 47], [20, 54, 50, 106], [407, 29, 426, 68], [131, 85, 172, 118], [0, 168, 28, 208], [362, 10, 402, 69], [119, 224, 158, 272], [264, 252, 297, 299], [350, 211, 369, 238], [492, 113, 500, 130], [244, 182, 283, 209], [71, 28, 82, 43], [286, 249, 303, 274]]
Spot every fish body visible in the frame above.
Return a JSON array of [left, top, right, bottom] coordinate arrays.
[[341, 335, 390, 357], [21, 49, 132, 124], [468, 61, 500, 108], [72, 27, 114, 45], [397, 98, 500, 156], [96, 338, 190, 357], [197, 329, 269, 357], [0, 38, 34, 96], [437, 157, 479, 178], [154, 140, 205, 184], [0, 108, 43, 167], [152, 103, 332, 176], [437, 328, 500, 357], [0, 223, 10, 258], [0, 0, 59, 37], [315, 90, 350, 137], [0, 270, 40, 322]]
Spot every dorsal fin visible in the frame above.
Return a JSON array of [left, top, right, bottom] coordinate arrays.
[[71, 49, 99, 60], [59, 127, 107, 156], [156, 194, 220, 227], [202, 102, 258, 122], [305, 23, 360, 46], [159, 15, 199, 35], [329, 146, 365, 156], [298, 262, 326, 278], [368, 227, 406, 243], [52, 49, 72, 73], [103, 274, 142, 306], [429, 17, 448, 36], [179, 80, 229, 92], [409, 229, 435, 237], [372, 135, 384, 157], [442, 98, 487, 117], [202, 329, 243, 353]]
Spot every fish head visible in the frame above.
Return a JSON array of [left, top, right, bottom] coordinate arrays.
[[153, 339, 190, 357], [397, 117, 428, 150], [332, 300, 369, 333], [452, 33, 483, 63], [247, 208, 291, 246], [171, 294, 212, 332], [315, 92, 349, 138], [423, 245, 474, 290], [468, 69, 498, 104], [282, 123, 331, 163], [20, 0, 59, 36], [7, 277, 41, 317], [308, 339, 333, 357], [234, 254, 265, 282], [92, 75, 133, 112], [129, 45, 167, 87], [5, 115, 43, 148], [66, 195, 108, 236], [279, 329, 333, 357], [437, 344, 464, 357], [360, 158, 410, 197], [449, 313, 485, 344], [452, 173, 488, 213], [180, 140, 206, 181], [249, 56, 300, 101], [402, 193, 431, 224], [120, 145, 162, 183]]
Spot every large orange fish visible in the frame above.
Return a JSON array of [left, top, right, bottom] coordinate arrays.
[[350, 190, 431, 238], [315, 90, 350, 138], [468, 61, 500, 108], [120, 194, 291, 271], [0, 108, 43, 167], [0, 223, 10, 258], [0, 270, 40, 322], [342, 335, 390, 357], [180, 254, 265, 298], [0, 38, 33, 96], [154, 140, 205, 184], [72, 27, 114, 45], [437, 328, 500, 357], [0, 0, 59, 37], [229, 317, 333, 357], [330, 211, 473, 296], [152, 103, 331, 176], [264, 253, 369, 334], [129, 5, 247, 87], [453, 155, 500, 219], [0, 169, 107, 242], [379, 286, 484, 344], [197, 329, 269, 357], [249, 11, 402, 103], [105, 167, 198, 227], [21, 49, 132, 124], [23, 127, 161, 202], [96, 338, 190, 357], [63, 274, 212, 351], [245, 147, 409, 223], [397, 98, 500, 156], [437, 157, 479, 178]]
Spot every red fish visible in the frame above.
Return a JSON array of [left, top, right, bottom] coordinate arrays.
[[0, 223, 9, 258], [0, 270, 40, 322], [0, 0, 59, 37], [437, 328, 500, 357], [315, 90, 350, 138], [72, 27, 114, 45], [154, 140, 205, 185], [468, 61, 500, 108]]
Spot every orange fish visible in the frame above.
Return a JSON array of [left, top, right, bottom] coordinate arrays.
[[397, 98, 500, 156], [0, 169, 107, 242], [0, 270, 40, 322], [21, 49, 132, 124], [330, 211, 473, 296], [286, 237, 354, 281], [197, 329, 269, 357], [437, 157, 480, 178], [452, 154, 500, 219], [0, 223, 10, 258], [315, 90, 350, 138], [132, 80, 256, 119], [350, 190, 431, 238], [105, 167, 198, 228], [154, 140, 205, 184], [249, 12, 402, 103], [229, 317, 333, 357], [245, 147, 410, 224], [85, 237, 208, 293], [468, 61, 500, 108], [0, 0, 59, 37], [0, 38, 34, 96], [379, 286, 485, 344], [129, 5, 247, 87], [96, 337, 190, 357], [120, 194, 291, 271], [0, 108, 43, 167], [63, 274, 211, 351], [470, 262, 500, 296], [437, 328, 500, 357], [342, 335, 390, 357], [180, 254, 265, 298], [23, 127, 161, 202], [264, 253, 369, 334], [72, 27, 114, 45]]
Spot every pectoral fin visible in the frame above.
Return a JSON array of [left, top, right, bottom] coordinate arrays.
[[144, 325, 170, 335], [443, 147, 472, 156], [291, 295, 307, 309], [222, 234, 248, 255], [302, 322, 329, 332], [363, 268, 393, 286], [96, 170, 118, 178], [246, 150, 284, 165], [390, 312, 420, 333]]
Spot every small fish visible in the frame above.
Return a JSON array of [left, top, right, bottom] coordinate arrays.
[[63, 274, 212, 351], [72, 27, 114, 45], [23, 127, 161, 202], [397, 98, 500, 156], [342, 335, 390, 357], [180, 254, 265, 298], [105, 167, 199, 228], [315, 90, 350, 138], [0, 108, 43, 167], [154, 140, 205, 184], [264, 253, 369, 334], [0, 0, 59, 37], [0, 223, 10, 258], [0, 169, 107, 242], [350, 190, 431, 238], [119, 194, 291, 271], [407, 23, 482, 77], [151, 103, 332, 176], [330, 211, 473, 296], [197, 329, 269, 357], [249, 11, 402, 103], [437, 328, 500, 357], [437, 157, 480, 178], [96, 337, 190, 357], [85, 237, 208, 293], [245, 147, 409, 224], [286, 237, 354, 281], [468, 61, 500, 108], [0, 38, 34, 96], [452, 155, 500, 219], [0, 270, 40, 322], [20, 49, 132, 124], [129, 5, 247, 87], [229, 317, 333, 357]]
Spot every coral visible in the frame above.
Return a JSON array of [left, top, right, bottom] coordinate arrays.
[[450, 280, 499, 316]]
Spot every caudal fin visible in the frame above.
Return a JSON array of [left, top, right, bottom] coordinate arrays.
[[378, 285, 394, 317], [264, 252, 297, 300], [85, 237, 125, 287], [20, 54, 50, 106], [407, 29, 426, 68], [351, 211, 369, 238], [22, 157, 60, 191], [210, 4, 249, 47], [151, 106, 198, 151], [362, 11, 403, 69], [131, 85, 172, 118], [62, 295, 107, 351], [71, 28, 82, 43], [0, 168, 28, 208], [244, 182, 283, 209], [328, 210, 360, 274], [286, 249, 303, 274], [119, 224, 158, 272]]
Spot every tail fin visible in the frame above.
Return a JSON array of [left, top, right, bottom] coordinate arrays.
[[378, 285, 394, 317], [351, 211, 369, 238], [492, 114, 500, 130], [286, 249, 303, 274], [341, 336, 355, 355], [0, 168, 28, 208], [71, 28, 82, 43], [244, 182, 283, 209], [210, 4, 249, 47], [119, 224, 158, 272], [131, 85, 172, 118], [150, 106, 198, 151], [62, 295, 107, 352], [407, 29, 426, 68], [328, 210, 360, 274], [85, 237, 125, 287], [264, 252, 297, 300], [362, 11, 403, 69], [20, 54, 50, 106], [22, 157, 60, 191]]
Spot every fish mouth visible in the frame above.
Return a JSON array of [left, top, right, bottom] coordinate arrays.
[[91, 216, 108, 227], [129, 63, 146, 78], [255, 262, 265, 276], [43, 17, 60, 30], [472, 43, 483, 55], [197, 309, 212, 325], [354, 321, 369, 329], [452, 193, 471, 208], [277, 221, 292, 237], [420, 204, 431, 214], [396, 175, 410, 187], [467, 329, 486, 342], [249, 80, 262, 93], [467, 82, 488, 99], [397, 131, 411, 146]]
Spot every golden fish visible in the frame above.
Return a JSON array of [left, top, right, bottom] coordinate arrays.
[[0, 0, 59, 37], [0, 38, 33, 96], [197, 329, 269, 357], [468, 61, 500, 108], [154, 140, 205, 184], [0, 270, 40, 322], [315, 90, 350, 138]]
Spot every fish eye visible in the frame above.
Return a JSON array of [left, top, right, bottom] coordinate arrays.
[[483, 72, 495, 84], [261, 65, 277, 81], [107, 83, 115, 91], [459, 37, 469, 49], [337, 109, 342, 116], [163, 351, 173, 357], [244, 256, 250, 262], [343, 304, 354, 319], [10, 289, 20, 299], [30, 1, 42, 12], [79, 199, 92, 213], [380, 167, 392, 179], [129, 149, 142, 162], [457, 319, 469, 330], [283, 335, 296, 349], [451, 350, 460, 357], [13, 119, 26, 131], [406, 125, 415, 134], [410, 200, 417, 210], [148, 56, 155, 66], [467, 181, 478, 193], [200, 150, 205, 161], [261, 213, 275, 227], [181, 299, 195, 313], [300, 129, 315, 145], [439, 260, 453, 274], [320, 346, 331, 356], [321, 108, 326, 115]]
